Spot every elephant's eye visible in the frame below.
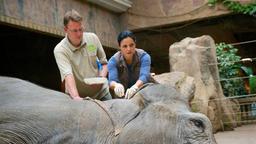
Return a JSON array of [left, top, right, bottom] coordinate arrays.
[[190, 119, 205, 130]]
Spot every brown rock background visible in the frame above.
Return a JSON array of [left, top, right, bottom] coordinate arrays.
[[155, 35, 238, 132]]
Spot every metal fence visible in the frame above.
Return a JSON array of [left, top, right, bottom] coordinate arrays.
[[213, 40, 256, 126], [229, 95, 256, 124]]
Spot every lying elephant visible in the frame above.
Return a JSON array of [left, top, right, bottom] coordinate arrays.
[[0, 76, 216, 144]]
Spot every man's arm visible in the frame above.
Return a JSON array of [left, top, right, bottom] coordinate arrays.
[[65, 74, 83, 100], [99, 64, 108, 77]]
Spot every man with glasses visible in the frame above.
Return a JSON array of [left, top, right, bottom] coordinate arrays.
[[54, 9, 111, 100]]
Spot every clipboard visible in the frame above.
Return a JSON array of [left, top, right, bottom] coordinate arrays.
[[83, 77, 108, 85]]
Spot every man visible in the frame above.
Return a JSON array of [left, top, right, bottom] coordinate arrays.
[[54, 9, 111, 100]]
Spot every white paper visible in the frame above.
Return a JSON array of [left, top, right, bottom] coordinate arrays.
[[83, 77, 108, 85]]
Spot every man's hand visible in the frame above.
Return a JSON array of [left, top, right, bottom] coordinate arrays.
[[114, 83, 125, 97], [125, 85, 138, 99]]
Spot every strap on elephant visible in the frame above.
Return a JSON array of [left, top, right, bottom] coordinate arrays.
[[129, 82, 155, 99], [84, 97, 122, 136], [83, 83, 153, 137]]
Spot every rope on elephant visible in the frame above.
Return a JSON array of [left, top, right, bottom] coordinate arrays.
[[84, 97, 142, 137], [84, 97, 120, 136], [85, 84, 153, 137]]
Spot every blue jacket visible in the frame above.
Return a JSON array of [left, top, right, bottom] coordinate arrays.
[[108, 49, 151, 90]]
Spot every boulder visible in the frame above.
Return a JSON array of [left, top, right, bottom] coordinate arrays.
[[167, 35, 237, 132]]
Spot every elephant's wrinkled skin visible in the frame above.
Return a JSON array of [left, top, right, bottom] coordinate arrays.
[[0, 77, 217, 144]]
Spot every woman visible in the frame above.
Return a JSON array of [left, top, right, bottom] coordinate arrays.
[[108, 30, 152, 99]]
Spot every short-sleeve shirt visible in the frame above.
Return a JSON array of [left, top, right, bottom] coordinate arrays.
[[54, 32, 108, 97]]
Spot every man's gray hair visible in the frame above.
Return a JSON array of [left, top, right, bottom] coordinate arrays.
[[63, 9, 83, 26]]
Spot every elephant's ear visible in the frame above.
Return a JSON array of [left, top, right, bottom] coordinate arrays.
[[106, 100, 141, 136], [130, 92, 146, 110], [130, 83, 155, 109]]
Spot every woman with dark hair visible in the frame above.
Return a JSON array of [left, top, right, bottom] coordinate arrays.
[[108, 30, 152, 99]]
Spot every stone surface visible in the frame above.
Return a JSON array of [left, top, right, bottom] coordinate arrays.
[[153, 71, 195, 102], [0, 0, 120, 48], [168, 35, 237, 132], [126, 0, 231, 30]]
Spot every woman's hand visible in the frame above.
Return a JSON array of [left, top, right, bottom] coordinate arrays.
[[114, 83, 125, 97], [125, 85, 138, 99]]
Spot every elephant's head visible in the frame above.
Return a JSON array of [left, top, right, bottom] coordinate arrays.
[[115, 84, 217, 144]]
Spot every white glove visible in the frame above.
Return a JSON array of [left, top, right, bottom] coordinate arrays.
[[114, 83, 125, 97], [125, 85, 138, 99]]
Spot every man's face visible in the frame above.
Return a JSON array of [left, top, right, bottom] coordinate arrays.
[[64, 20, 84, 47], [120, 37, 136, 60]]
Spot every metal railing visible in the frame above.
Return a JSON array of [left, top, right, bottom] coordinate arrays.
[[229, 96, 256, 124]]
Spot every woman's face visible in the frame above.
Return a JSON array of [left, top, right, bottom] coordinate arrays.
[[120, 37, 136, 60]]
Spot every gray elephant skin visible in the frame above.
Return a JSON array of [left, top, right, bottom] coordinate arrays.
[[0, 76, 217, 144]]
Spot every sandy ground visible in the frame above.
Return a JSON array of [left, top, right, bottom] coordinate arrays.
[[214, 124, 256, 144]]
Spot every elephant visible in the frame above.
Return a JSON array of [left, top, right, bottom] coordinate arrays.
[[0, 76, 217, 144]]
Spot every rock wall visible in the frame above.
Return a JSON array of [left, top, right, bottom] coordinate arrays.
[[125, 0, 231, 30], [166, 35, 237, 132], [126, 0, 255, 30], [0, 0, 120, 48], [153, 72, 195, 103]]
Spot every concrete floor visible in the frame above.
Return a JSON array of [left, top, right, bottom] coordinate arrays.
[[214, 124, 256, 144]]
